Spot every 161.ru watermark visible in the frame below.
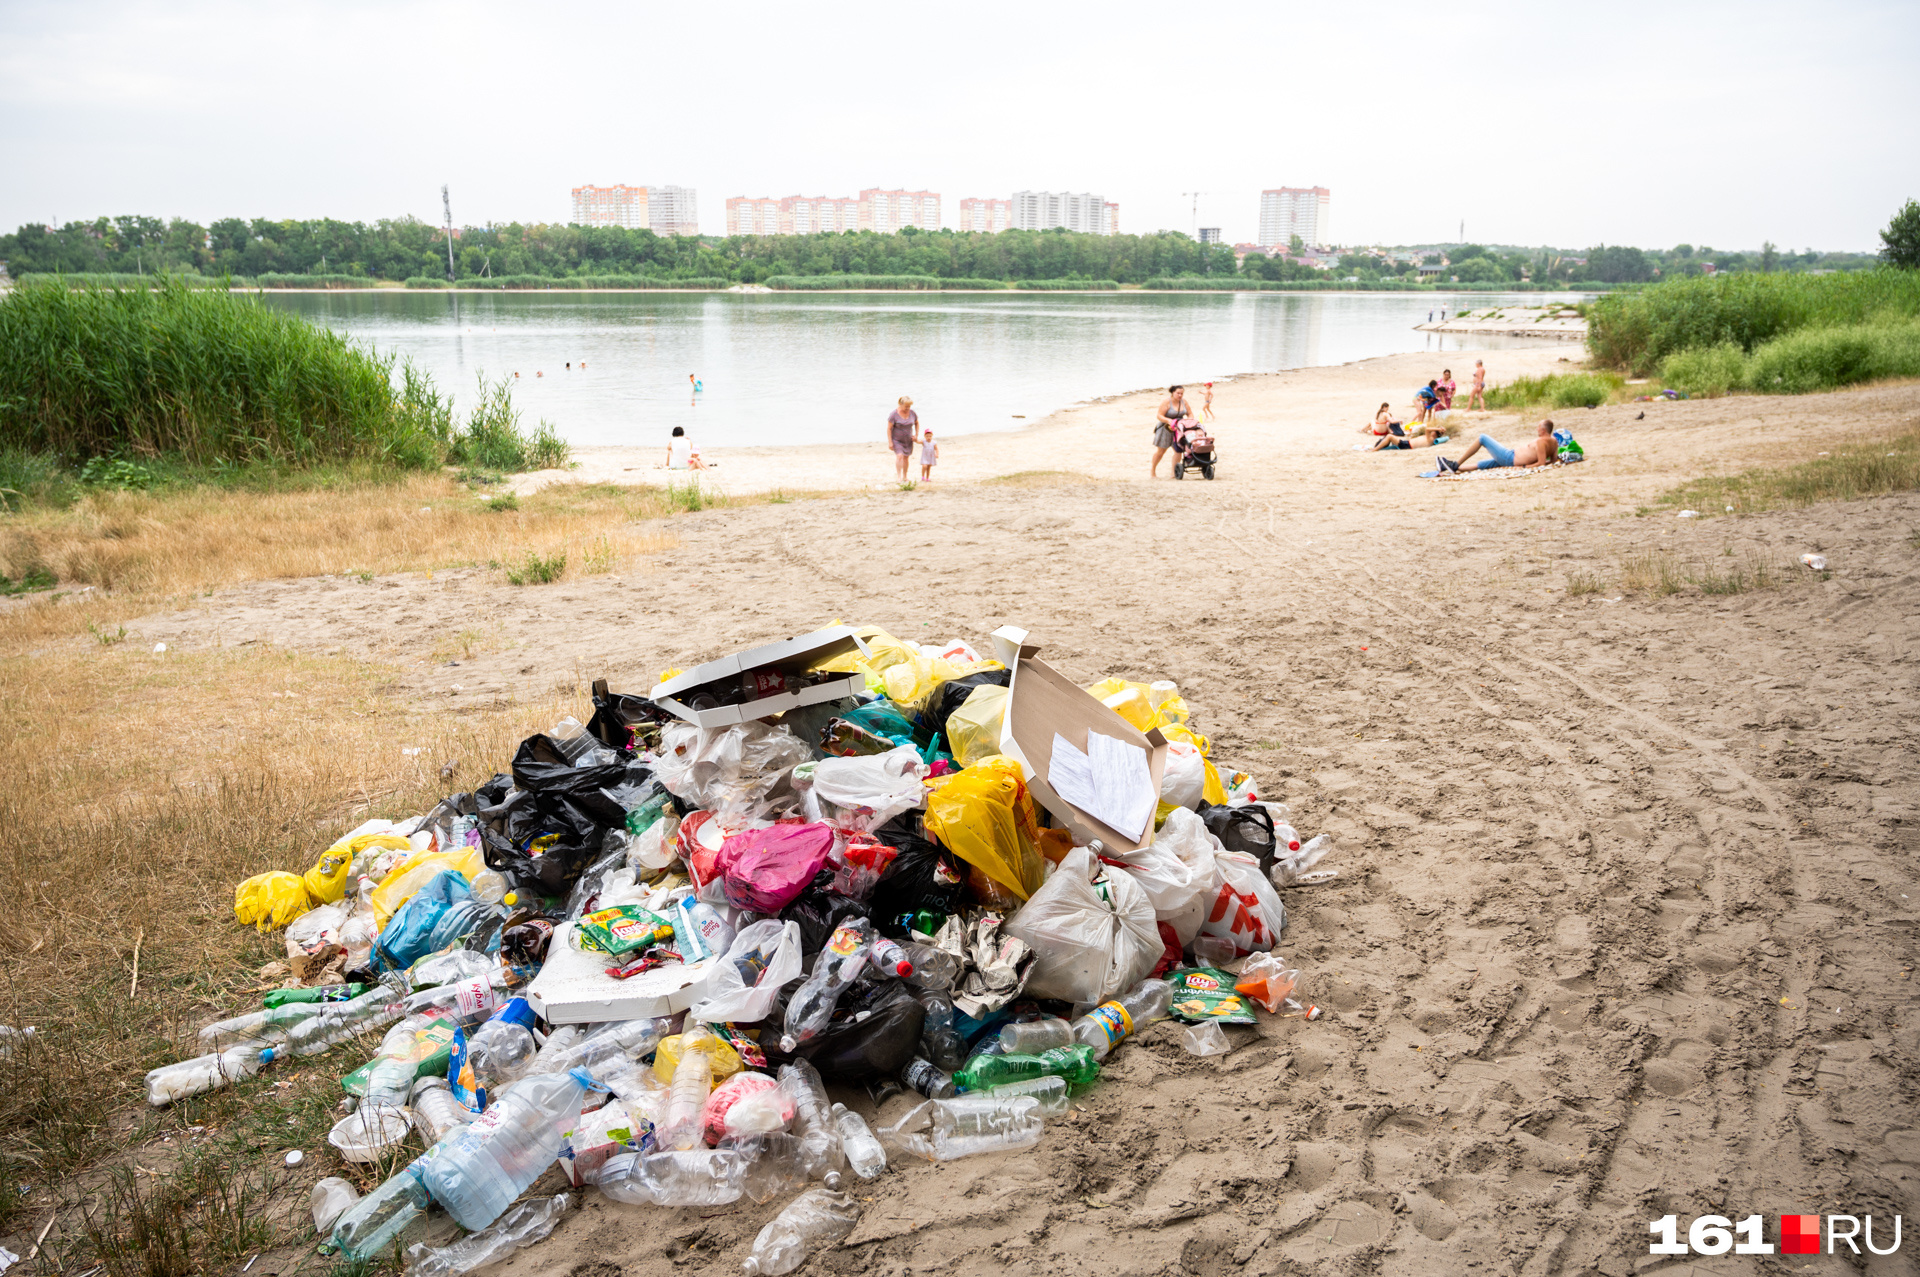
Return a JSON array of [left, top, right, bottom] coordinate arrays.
[[1648, 1214, 1903, 1256]]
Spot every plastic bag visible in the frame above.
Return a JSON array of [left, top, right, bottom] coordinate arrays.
[[836, 701, 919, 747], [787, 982, 926, 1083], [306, 832, 407, 906], [1234, 953, 1301, 1013], [235, 871, 312, 932], [369, 843, 485, 928], [285, 900, 350, 964], [830, 834, 896, 900], [702, 1071, 791, 1146], [373, 870, 472, 972], [1083, 677, 1191, 733], [944, 685, 1009, 768], [921, 758, 1044, 901], [1107, 808, 1214, 945], [653, 1031, 745, 1085], [925, 670, 1011, 740], [1181, 1021, 1231, 1056], [1199, 851, 1287, 956], [653, 721, 810, 822], [795, 746, 928, 832], [687, 919, 804, 1023], [1161, 724, 1227, 806], [781, 886, 869, 956], [1159, 741, 1208, 811], [1200, 802, 1276, 873], [867, 824, 967, 936], [1003, 847, 1160, 1005], [713, 824, 835, 914], [812, 626, 915, 676], [879, 652, 1001, 715]]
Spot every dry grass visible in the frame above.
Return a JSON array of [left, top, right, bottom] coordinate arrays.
[[0, 639, 584, 1262], [981, 470, 1107, 488], [1658, 422, 1920, 514], [1616, 548, 1780, 597]]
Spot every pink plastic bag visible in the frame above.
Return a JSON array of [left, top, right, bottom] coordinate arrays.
[[702, 1070, 792, 1145], [713, 823, 835, 913]]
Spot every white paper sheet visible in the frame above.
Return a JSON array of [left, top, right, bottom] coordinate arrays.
[[1048, 731, 1155, 842]]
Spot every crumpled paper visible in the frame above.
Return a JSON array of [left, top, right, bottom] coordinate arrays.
[[935, 911, 1035, 1020]]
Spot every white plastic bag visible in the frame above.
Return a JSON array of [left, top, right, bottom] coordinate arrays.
[[1159, 741, 1207, 810], [685, 920, 803, 1023], [1004, 848, 1161, 1005], [653, 721, 810, 822], [627, 813, 681, 871], [794, 746, 928, 832], [1107, 808, 1215, 944], [1198, 850, 1288, 955]]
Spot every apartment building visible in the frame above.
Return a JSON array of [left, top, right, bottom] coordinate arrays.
[[957, 197, 1012, 233], [570, 184, 700, 235], [1257, 186, 1332, 249], [859, 189, 942, 234], [1106, 201, 1120, 235], [725, 195, 866, 235], [725, 197, 782, 236], [1010, 191, 1113, 235]]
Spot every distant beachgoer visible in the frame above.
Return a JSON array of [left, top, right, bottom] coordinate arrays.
[[1152, 385, 1189, 478], [919, 431, 940, 484], [536, 371, 543, 378], [566, 362, 571, 370], [1201, 382, 1216, 422], [666, 425, 708, 471], [1440, 309, 1447, 322], [1427, 311, 1434, 324], [1469, 360, 1487, 411], [1438, 418, 1557, 473], [689, 373, 703, 393], [1413, 380, 1440, 426], [1437, 369, 1456, 411], [887, 396, 920, 481]]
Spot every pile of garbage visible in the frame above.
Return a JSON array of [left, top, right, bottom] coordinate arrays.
[[158, 624, 1335, 1275]]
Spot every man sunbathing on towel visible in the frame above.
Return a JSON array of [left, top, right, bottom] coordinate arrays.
[[1438, 418, 1558, 473]]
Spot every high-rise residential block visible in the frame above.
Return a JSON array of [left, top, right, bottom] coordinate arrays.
[[1010, 191, 1113, 235], [726, 197, 782, 236], [780, 195, 863, 235], [1199, 227, 1224, 245], [958, 197, 1013, 233], [1257, 187, 1331, 249], [571, 184, 700, 235], [859, 188, 942, 234], [1106, 201, 1120, 235]]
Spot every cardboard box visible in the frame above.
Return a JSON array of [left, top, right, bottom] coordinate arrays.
[[989, 626, 1168, 853], [525, 922, 719, 1023], [648, 626, 871, 729]]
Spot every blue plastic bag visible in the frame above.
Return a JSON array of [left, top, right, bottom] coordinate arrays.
[[373, 869, 472, 972]]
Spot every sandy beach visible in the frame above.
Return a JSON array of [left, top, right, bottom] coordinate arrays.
[[102, 347, 1920, 1276]]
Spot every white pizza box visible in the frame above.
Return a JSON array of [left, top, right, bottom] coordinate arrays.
[[988, 625, 1168, 853], [648, 626, 870, 728], [525, 921, 720, 1023]]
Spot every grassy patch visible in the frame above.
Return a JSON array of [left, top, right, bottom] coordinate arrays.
[[1659, 426, 1920, 514], [1617, 548, 1779, 597], [504, 549, 566, 584], [981, 470, 1104, 488], [1565, 569, 1608, 595], [1484, 371, 1626, 410]]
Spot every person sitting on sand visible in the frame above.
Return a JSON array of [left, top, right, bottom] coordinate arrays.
[[1369, 417, 1448, 451], [1152, 385, 1190, 478], [1363, 403, 1399, 436], [666, 425, 708, 471], [1438, 418, 1558, 473]]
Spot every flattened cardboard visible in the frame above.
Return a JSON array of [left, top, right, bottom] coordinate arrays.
[[649, 626, 870, 728], [989, 625, 1168, 852], [525, 921, 719, 1023]]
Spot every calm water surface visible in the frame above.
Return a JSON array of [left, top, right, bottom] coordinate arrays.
[[261, 291, 1577, 449]]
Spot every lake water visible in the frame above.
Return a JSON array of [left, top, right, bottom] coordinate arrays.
[[261, 290, 1577, 449]]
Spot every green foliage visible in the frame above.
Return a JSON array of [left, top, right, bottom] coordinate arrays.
[[1586, 245, 1655, 283], [1743, 320, 1920, 393], [0, 279, 453, 468], [504, 549, 566, 584], [1660, 426, 1920, 512], [484, 490, 519, 512], [88, 621, 129, 645], [0, 567, 55, 594], [1587, 269, 1920, 373], [766, 275, 943, 290], [663, 480, 712, 512], [1450, 256, 1507, 283], [1659, 342, 1749, 397], [1882, 198, 1920, 269], [1012, 279, 1119, 290], [0, 446, 75, 509], [79, 456, 157, 489], [448, 375, 572, 473], [1484, 372, 1625, 409]]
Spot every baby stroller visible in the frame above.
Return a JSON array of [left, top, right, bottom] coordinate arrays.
[[1172, 421, 1218, 480]]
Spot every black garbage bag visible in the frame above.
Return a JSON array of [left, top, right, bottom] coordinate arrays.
[[475, 740, 655, 896], [766, 979, 927, 1083], [510, 736, 635, 827], [586, 677, 674, 754], [921, 670, 1012, 740], [867, 819, 966, 937], [1199, 801, 1277, 874], [781, 878, 869, 956]]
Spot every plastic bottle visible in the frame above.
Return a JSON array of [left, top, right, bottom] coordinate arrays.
[[364, 1015, 437, 1110], [329, 1165, 430, 1260], [410, 1075, 475, 1145], [893, 941, 961, 990], [468, 869, 508, 905], [405, 948, 497, 992], [987, 1075, 1071, 1116], [1191, 936, 1237, 969], [1069, 978, 1174, 1061], [283, 987, 403, 1056], [997, 1017, 1073, 1054], [264, 982, 368, 1009], [1261, 802, 1302, 852], [780, 917, 881, 1052], [933, 1094, 1043, 1136], [599, 1148, 743, 1207], [915, 990, 968, 1071], [310, 1176, 360, 1235], [869, 936, 914, 978], [677, 897, 736, 959], [0, 1025, 35, 1058], [145, 1042, 278, 1106], [829, 1103, 887, 1179], [734, 1132, 811, 1205], [533, 1017, 671, 1080], [741, 1180, 861, 1275], [402, 967, 519, 1027], [418, 1068, 594, 1232], [465, 1002, 538, 1092], [777, 1059, 844, 1179], [659, 1033, 715, 1150], [879, 1097, 1043, 1162], [954, 1044, 1099, 1093], [404, 1193, 568, 1277], [900, 1057, 957, 1099], [198, 1002, 326, 1049]]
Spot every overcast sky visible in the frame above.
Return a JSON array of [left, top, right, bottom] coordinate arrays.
[[2, 0, 1914, 252]]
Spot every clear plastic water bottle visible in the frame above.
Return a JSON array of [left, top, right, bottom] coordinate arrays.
[[987, 1075, 1070, 1115], [465, 1002, 538, 1092], [598, 1148, 743, 1207], [196, 1004, 314, 1049], [468, 868, 509, 905], [900, 1056, 957, 1099], [915, 990, 968, 1070], [677, 897, 736, 959], [408, 948, 499, 990], [418, 1068, 594, 1232], [409, 1075, 474, 1145], [533, 1017, 671, 1079], [997, 1017, 1073, 1054], [894, 942, 962, 990], [363, 1016, 431, 1110], [329, 1165, 430, 1260], [1070, 978, 1174, 1061], [283, 987, 402, 1056], [404, 1193, 567, 1277], [780, 918, 881, 1051], [659, 1035, 714, 1150], [310, 1176, 360, 1235], [734, 1133, 812, 1205], [880, 1097, 1043, 1162], [145, 1041, 278, 1106], [777, 1059, 844, 1179], [933, 1094, 1043, 1136], [403, 968, 519, 1027], [741, 1180, 861, 1275], [829, 1102, 887, 1179]]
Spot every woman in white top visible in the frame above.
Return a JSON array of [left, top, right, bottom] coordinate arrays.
[[666, 426, 707, 471]]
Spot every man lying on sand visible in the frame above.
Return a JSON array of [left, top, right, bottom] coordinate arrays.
[[1438, 419, 1557, 473]]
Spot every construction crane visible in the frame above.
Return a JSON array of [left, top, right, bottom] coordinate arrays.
[[442, 185, 457, 283], [1180, 191, 1207, 239]]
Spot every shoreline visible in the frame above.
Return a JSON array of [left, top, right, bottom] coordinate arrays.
[[31, 284, 1606, 297]]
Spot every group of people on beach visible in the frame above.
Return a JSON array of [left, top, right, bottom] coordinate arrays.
[[1360, 359, 1489, 452]]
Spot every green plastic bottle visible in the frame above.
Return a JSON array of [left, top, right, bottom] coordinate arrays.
[[263, 982, 369, 1009], [955, 1044, 1100, 1093]]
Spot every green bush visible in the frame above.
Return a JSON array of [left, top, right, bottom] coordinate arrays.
[[1744, 320, 1920, 394], [16, 273, 237, 289], [0, 278, 451, 468], [1485, 372, 1624, 410], [0, 447, 74, 510], [249, 274, 372, 289], [934, 278, 1010, 290], [764, 275, 943, 290], [505, 550, 566, 585], [448, 375, 572, 473], [452, 275, 727, 290], [1012, 279, 1119, 290], [1659, 342, 1749, 397]]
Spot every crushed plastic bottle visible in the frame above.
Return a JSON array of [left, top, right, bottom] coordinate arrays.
[[734, 1133, 812, 1205], [880, 1096, 1044, 1162], [464, 1000, 539, 1092], [410, 1075, 476, 1145], [741, 1179, 861, 1275], [599, 1148, 744, 1206], [915, 990, 968, 1071], [263, 982, 368, 1009], [329, 1165, 431, 1261], [780, 917, 886, 1052], [146, 1041, 278, 1106], [1181, 1021, 1231, 1056], [405, 1193, 568, 1277], [954, 1044, 1099, 1093], [997, 1017, 1073, 1054], [364, 1015, 437, 1110], [418, 1067, 595, 1231], [829, 1102, 887, 1179], [198, 1001, 326, 1048], [284, 987, 403, 1056], [777, 1059, 844, 1179], [533, 1017, 671, 1080], [310, 1176, 360, 1235], [1070, 978, 1173, 1061], [893, 941, 962, 990], [986, 1075, 1070, 1115]]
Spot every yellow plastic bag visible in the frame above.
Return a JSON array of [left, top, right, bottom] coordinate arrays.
[[234, 871, 313, 932], [369, 843, 485, 927], [652, 1031, 745, 1085], [811, 625, 915, 675], [305, 832, 408, 905], [923, 756, 1045, 900], [1084, 677, 1194, 735], [946, 685, 1010, 767]]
